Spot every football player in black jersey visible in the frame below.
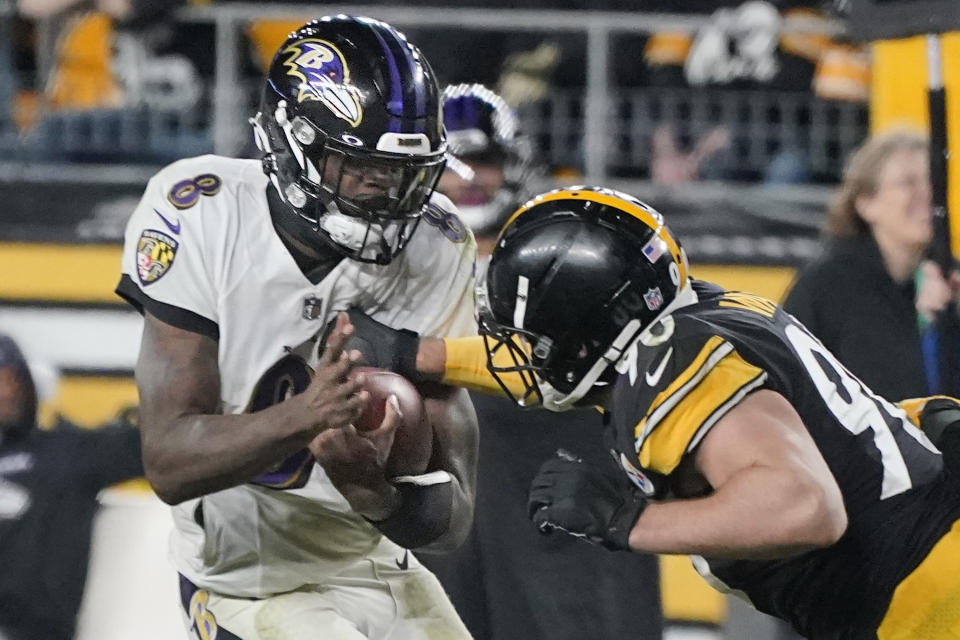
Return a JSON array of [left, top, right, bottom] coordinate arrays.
[[336, 186, 960, 638], [478, 187, 960, 639]]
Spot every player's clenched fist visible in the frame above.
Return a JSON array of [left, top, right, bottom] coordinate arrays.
[[294, 312, 369, 433], [528, 451, 647, 552]]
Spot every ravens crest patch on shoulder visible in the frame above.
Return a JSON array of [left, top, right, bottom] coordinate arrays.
[[136, 229, 179, 285]]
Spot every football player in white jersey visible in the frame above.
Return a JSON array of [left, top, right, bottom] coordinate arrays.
[[115, 16, 478, 640]]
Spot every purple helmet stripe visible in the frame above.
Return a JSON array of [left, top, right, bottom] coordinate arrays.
[[369, 25, 405, 134], [393, 34, 426, 132]]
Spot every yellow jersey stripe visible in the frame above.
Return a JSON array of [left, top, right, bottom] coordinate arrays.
[[878, 518, 960, 639], [686, 370, 768, 453], [638, 349, 766, 474], [0, 242, 123, 303], [502, 189, 688, 283], [634, 335, 730, 445]]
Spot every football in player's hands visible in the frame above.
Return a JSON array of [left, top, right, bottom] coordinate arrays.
[[349, 367, 431, 477]]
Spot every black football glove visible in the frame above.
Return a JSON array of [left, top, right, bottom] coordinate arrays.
[[323, 308, 421, 382], [528, 450, 647, 551], [920, 397, 960, 473]]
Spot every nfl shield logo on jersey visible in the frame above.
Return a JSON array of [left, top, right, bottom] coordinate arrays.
[[302, 296, 325, 320]]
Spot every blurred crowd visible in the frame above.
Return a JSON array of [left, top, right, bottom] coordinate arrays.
[[3, 3, 960, 640], [0, 0, 867, 183]]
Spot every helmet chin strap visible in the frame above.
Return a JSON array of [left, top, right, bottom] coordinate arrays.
[[537, 281, 699, 412]]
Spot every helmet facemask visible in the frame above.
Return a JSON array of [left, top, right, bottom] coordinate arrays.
[[477, 187, 694, 412], [478, 281, 696, 412], [254, 104, 446, 265]]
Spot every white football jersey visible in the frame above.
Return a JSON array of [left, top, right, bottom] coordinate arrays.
[[118, 155, 477, 597]]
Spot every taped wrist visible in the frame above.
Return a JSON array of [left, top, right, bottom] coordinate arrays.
[[327, 309, 421, 382], [367, 471, 453, 549]]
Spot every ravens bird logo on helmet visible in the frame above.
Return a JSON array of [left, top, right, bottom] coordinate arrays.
[[251, 16, 447, 265]]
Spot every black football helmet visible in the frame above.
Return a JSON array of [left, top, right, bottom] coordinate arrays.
[[251, 16, 447, 264], [441, 83, 535, 235], [478, 187, 693, 411]]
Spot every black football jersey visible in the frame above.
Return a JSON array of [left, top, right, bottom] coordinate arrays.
[[608, 281, 960, 639]]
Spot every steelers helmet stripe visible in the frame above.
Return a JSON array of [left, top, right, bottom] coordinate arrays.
[[501, 187, 688, 283], [513, 275, 530, 329]]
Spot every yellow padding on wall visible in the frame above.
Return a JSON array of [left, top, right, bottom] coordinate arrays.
[[0, 244, 798, 306], [0, 242, 123, 303], [246, 20, 307, 72], [660, 554, 726, 625], [41, 375, 138, 428], [870, 37, 931, 134], [692, 265, 797, 304], [44, 375, 152, 494], [870, 33, 960, 261]]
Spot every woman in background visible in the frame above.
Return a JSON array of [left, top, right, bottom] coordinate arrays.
[[783, 130, 960, 400]]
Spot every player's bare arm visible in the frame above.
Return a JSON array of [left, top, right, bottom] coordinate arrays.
[[138, 311, 368, 504], [417, 383, 479, 550], [628, 389, 848, 559]]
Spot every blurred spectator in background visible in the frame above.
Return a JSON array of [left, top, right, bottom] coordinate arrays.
[[437, 83, 539, 254], [0, 333, 142, 640], [15, 0, 209, 163], [783, 130, 960, 400], [496, 40, 562, 108], [615, 0, 858, 184], [650, 123, 731, 184], [421, 83, 664, 640]]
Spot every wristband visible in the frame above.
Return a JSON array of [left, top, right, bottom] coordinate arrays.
[[367, 471, 454, 549]]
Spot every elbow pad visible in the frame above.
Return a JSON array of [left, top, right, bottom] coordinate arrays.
[[368, 471, 454, 549]]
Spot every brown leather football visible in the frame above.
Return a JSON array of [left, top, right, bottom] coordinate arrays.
[[349, 367, 432, 477]]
